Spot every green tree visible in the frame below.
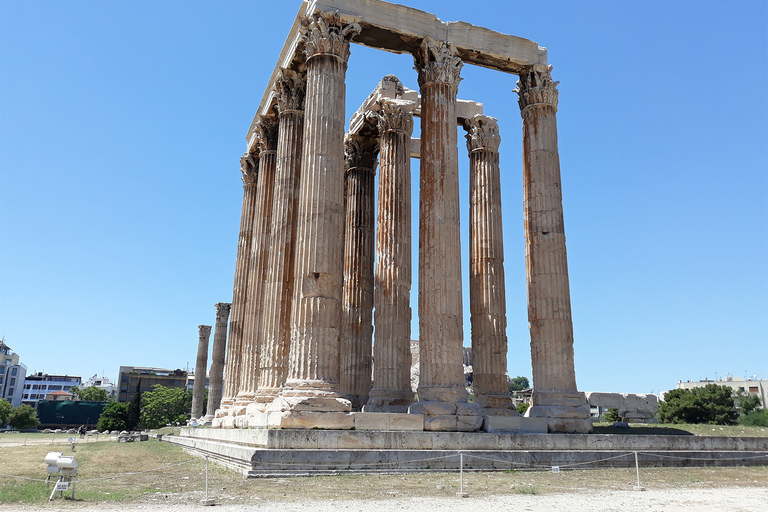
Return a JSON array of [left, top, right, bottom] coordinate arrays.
[[508, 376, 530, 393], [97, 402, 130, 432], [658, 384, 738, 425], [126, 378, 142, 431], [516, 402, 530, 415], [736, 392, 762, 415], [71, 385, 109, 402], [140, 385, 193, 429], [8, 404, 39, 430], [0, 398, 13, 427], [603, 408, 620, 423]]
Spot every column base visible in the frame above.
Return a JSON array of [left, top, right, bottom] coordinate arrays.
[[475, 393, 519, 415], [234, 392, 257, 407], [417, 385, 468, 403], [363, 389, 414, 413], [527, 391, 593, 433], [408, 401, 483, 432], [339, 393, 369, 412]]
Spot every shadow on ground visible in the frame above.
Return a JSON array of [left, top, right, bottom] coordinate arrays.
[[592, 426, 694, 436]]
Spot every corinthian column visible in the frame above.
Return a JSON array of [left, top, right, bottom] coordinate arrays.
[[191, 325, 212, 420], [218, 153, 258, 417], [203, 302, 231, 423], [338, 133, 377, 410], [235, 117, 278, 406], [464, 115, 516, 414], [279, 12, 360, 415], [365, 100, 414, 412], [256, 69, 305, 406], [516, 65, 591, 433]]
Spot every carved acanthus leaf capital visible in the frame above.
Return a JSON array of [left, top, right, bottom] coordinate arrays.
[[240, 152, 258, 185], [344, 134, 378, 173], [275, 69, 306, 113], [463, 115, 501, 153], [300, 12, 361, 64], [214, 302, 232, 317], [515, 64, 559, 113], [414, 37, 463, 91], [198, 325, 212, 337], [375, 100, 414, 136], [254, 116, 279, 152]]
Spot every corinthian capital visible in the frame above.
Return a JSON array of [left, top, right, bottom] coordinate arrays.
[[198, 325, 212, 337], [515, 64, 559, 112], [344, 134, 378, 173], [414, 37, 463, 91], [463, 115, 501, 153], [375, 100, 414, 136], [254, 116, 279, 152], [300, 11, 361, 64], [214, 302, 232, 317], [275, 69, 306, 113], [240, 152, 258, 185]]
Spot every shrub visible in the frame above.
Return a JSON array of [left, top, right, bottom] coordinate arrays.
[[658, 384, 737, 425], [516, 403, 530, 415], [738, 409, 768, 427]]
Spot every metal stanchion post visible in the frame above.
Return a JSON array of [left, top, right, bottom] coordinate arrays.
[[457, 452, 468, 498], [633, 451, 645, 491], [201, 455, 214, 506]]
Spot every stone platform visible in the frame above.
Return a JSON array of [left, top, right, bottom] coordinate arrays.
[[162, 428, 768, 476]]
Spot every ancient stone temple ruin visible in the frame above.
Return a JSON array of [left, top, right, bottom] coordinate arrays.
[[213, 0, 592, 434]]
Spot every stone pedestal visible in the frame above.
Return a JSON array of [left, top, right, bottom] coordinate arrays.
[[413, 38, 475, 430], [202, 303, 231, 424], [365, 100, 415, 413], [516, 65, 591, 434], [338, 133, 377, 410], [236, 118, 279, 406], [219, 154, 259, 414], [279, 12, 360, 418], [191, 325, 212, 420], [254, 70, 306, 409], [464, 115, 517, 417]]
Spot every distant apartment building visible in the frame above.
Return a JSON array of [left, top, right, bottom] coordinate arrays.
[[0, 340, 27, 407], [118, 366, 188, 402], [677, 376, 767, 409], [21, 372, 82, 407], [185, 372, 209, 393], [85, 374, 117, 398]]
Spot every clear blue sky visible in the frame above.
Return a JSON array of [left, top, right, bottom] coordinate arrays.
[[1, 1, 766, 396]]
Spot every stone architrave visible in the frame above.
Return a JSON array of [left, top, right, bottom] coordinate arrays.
[[255, 69, 306, 407], [516, 65, 591, 433], [191, 325, 212, 420], [276, 12, 360, 420], [202, 302, 231, 423], [218, 152, 259, 415], [338, 132, 377, 410], [235, 117, 279, 407], [365, 99, 414, 413], [411, 37, 481, 431], [464, 115, 517, 415]]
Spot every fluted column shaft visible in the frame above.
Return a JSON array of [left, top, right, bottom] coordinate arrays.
[[366, 101, 414, 411], [220, 154, 259, 409], [339, 135, 377, 409], [517, 67, 576, 394], [236, 119, 278, 404], [206, 302, 231, 418], [517, 65, 591, 433], [191, 325, 212, 419], [257, 70, 306, 401], [414, 39, 467, 403], [465, 115, 514, 409], [285, 13, 360, 402]]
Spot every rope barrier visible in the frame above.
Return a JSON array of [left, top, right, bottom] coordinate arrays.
[[76, 459, 200, 483], [0, 473, 48, 483]]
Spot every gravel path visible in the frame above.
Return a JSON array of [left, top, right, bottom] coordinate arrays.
[[3, 486, 766, 511]]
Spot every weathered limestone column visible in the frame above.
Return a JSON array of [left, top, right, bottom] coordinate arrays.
[[218, 152, 258, 419], [275, 12, 360, 424], [464, 115, 517, 415], [365, 100, 414, 412], [516, 65, 591, 433], [338, 133, 377, 410], [202, 302, 231, 424], [255, 69, 305, 407], [191, 325, 212, 420], [235, 117, 278, 409], [411, 37, 481, 431]]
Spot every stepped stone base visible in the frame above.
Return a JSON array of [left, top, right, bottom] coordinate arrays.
[[528, 391, 593, 433]]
